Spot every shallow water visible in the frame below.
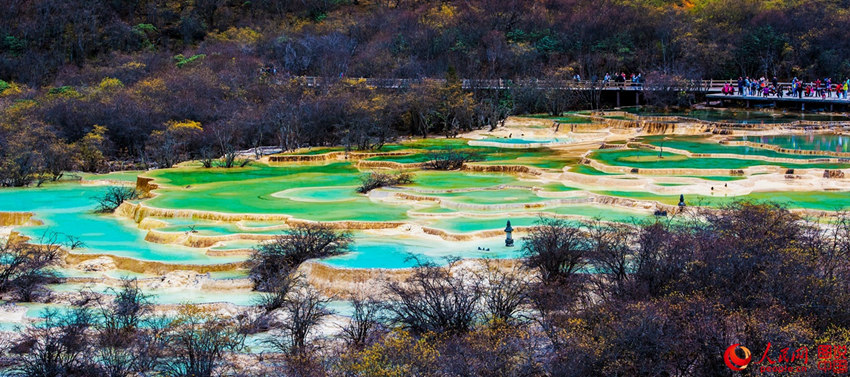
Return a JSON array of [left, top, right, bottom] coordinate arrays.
[[479, 137, 572, 145], [590, 149, 850, 170], [639, 135, 840, 159], [0, 184, 242, 264], [738, 134, 850, 153], [322, 235, 521, 269], [597, 190, 850, 211], [626, 108, 850, 124]]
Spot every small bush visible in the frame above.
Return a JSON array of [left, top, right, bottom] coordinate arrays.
[[356, 171, 413, 193], [422, 149, 480, 170], [248, 223, 352, 293], [47, 85, 77, 95], [95, 186, 139, 212], [173, 54, 205, 68]]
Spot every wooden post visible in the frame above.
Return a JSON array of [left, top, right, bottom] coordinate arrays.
[[616, 91, 621, 107]]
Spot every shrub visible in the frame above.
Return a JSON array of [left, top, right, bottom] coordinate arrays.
[[356, 171, 413, 193], [95, 186, 139, 212], [173, 54, 205, 68], [47, 85, 76, 95], [248, 223, 352, 292], [422, 149, 480, 170], [384, 258, 480, 336], [0, 232, 66, 301]]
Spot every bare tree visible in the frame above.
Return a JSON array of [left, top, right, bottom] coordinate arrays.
[[473, 260, 529, 324], [266, 280, 333, 356], [248, 223, 352, 292], [255, 271, 296, 312], [356, 171, 413, 193], [157, 306, 245, 377], [585, 220, 634, 299], [521, 217, 590, 285], [340, 297, 382, 348], [421, 149, 480, 171], [210, 122, 246, 169], [95, 186, 139, 213], [13, 308, 97, 376], [94, 278, 157, 377], [384, 258, 480, 336], [0, 232, 66, 301]]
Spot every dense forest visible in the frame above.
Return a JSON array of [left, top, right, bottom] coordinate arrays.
[[3, 0, 850, 185]]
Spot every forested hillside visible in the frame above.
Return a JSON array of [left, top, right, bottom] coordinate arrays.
[[4, 0, 850, 82], [2, 0, 850, 185]]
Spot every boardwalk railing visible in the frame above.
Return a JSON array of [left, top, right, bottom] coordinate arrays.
[[293, 76, 750, 92]]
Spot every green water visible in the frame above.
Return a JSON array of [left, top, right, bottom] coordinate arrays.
[[479, 137, 572, 145], [425, 217, 541, 233], [421, 188, 553, 205], [590, 149, 850, 170], [546, 205, 650, 222], [526, 114, 594, 124], [366, 145, 579, 170], [407, 171, 521, 190], [738, 134, 850, 153], [145, 163, 412, 222], [597, 190, 850, 211], [639, 135, 840, 159], [421, 205, 650, 233], [686, 176, 747, 181], [77, 170, 142, 182], [569, 165, 622, 175]]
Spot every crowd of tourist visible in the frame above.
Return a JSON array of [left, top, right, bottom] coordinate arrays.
[[572, 72, 645, 87], [721, 76, 850, 99]]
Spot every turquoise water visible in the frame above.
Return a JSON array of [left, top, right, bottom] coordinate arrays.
[[322, 235, 521, 269], [478, 137, 571, 145], [426, 217, 540, 233], [739, 134, 850, 153], [47, 282, 261, 306], [0, 184, 242, 264]]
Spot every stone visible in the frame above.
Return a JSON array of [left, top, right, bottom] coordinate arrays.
[[77, 256, 116, 272]]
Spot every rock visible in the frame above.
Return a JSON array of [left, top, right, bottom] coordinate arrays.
[[824, 170, 845, 179], [77, 256, 116, 272], [146, 270, 210, 290]]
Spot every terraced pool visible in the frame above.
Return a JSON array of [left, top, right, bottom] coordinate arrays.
[[738, 134, 850, 153], [4, 120, 850, 312]]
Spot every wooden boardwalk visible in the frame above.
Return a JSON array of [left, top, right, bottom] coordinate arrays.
[[295, 76, 730, 92], [706, 93, 850, 111]]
